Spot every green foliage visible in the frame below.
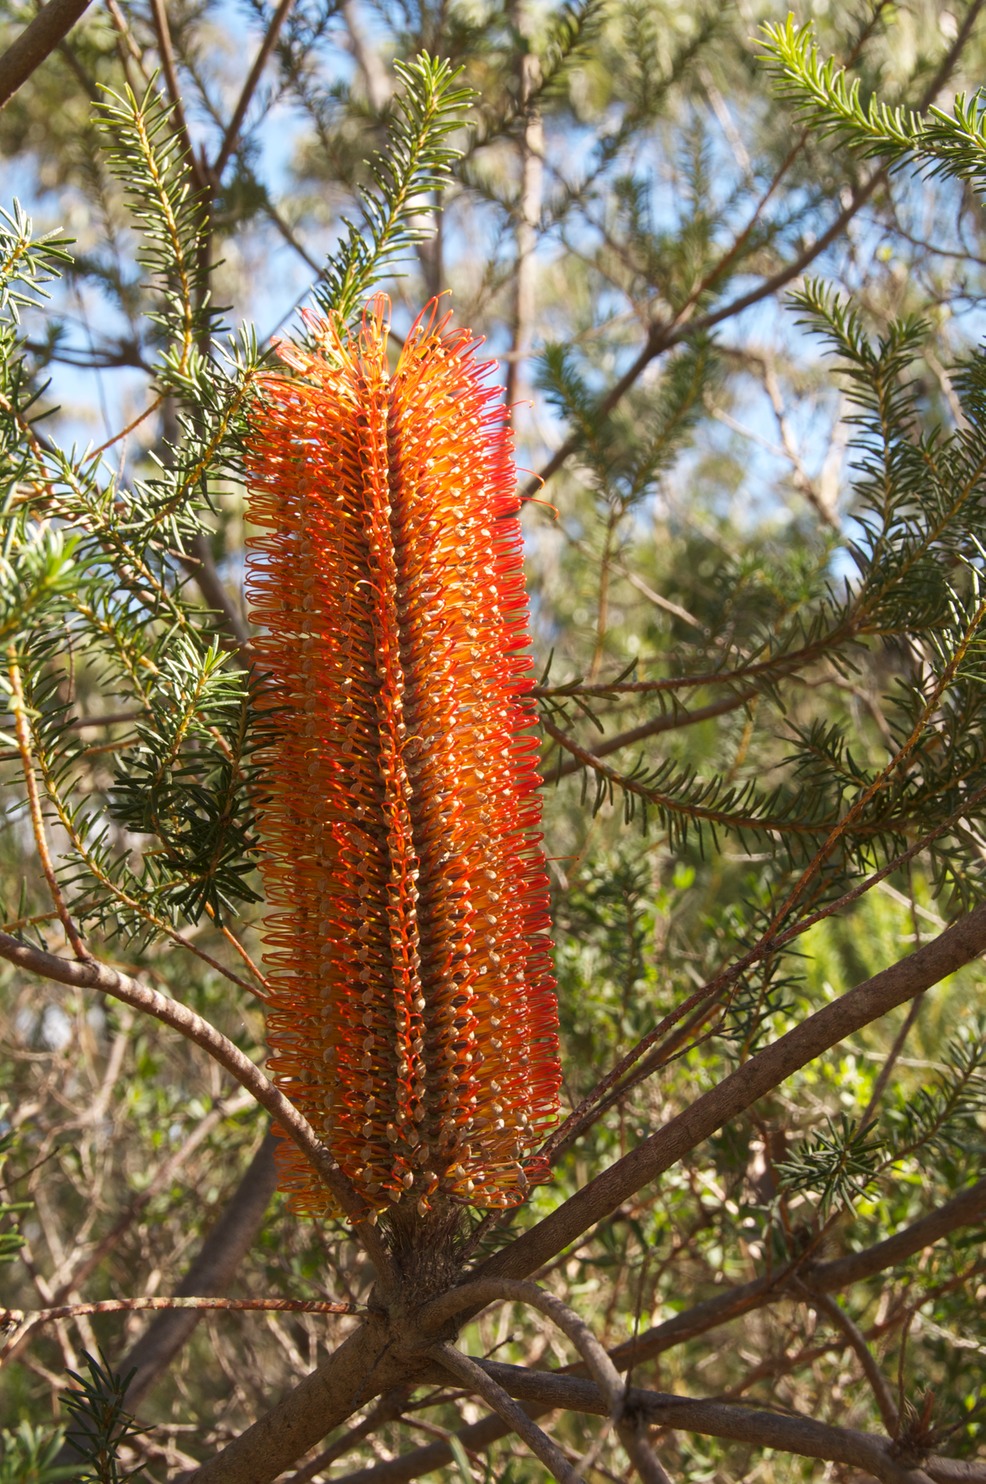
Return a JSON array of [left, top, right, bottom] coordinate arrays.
[[0, 202, 71, 322], [95, 80, 209, 384], [61, 1353, 144, 1484], [0, 524, 79, 655], [0, 1421, 76, 1483], [313, 54, 476, 327], [114, 325, 265, 557], [760, 17, 986, 189], [539, 336, 715, 511], [0, 117, 267, 949], [779, 1019, 986, 1219], [108, 638, 259, 925], [554, 847, 664, 1084], [531, 0, 607, 102], [885, 1018, 986, 1169], [7, 614, 256, 942], [0, 205, 75, 652], [777, 1111, 883, 1218], [538, 274, 986, 909]]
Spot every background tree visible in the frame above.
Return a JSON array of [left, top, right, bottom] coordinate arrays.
[[0, 0, 985, 1481]]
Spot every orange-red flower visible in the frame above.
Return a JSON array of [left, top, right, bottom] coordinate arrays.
[[245, 298, 560, 1217]]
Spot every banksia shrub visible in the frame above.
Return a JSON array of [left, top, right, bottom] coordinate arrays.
[[245, 298, 560, 1218]]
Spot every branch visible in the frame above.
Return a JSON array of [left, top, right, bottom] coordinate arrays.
[[602, 1175, 986, 1375], [554, 780, 986, 1159], [810, 1177, 986, 1291], [394, 1178, 986, 1484], [2, 1293, 364, 1358], [432, 1342, 582, 1484], [0, 0, 94, 109], [0, 932, 394, 1285], [104, 0, 152, 94], [327, 1366, 969, 1484], [181, 533, 252, 647], [540, 713, 814, 835], [211, 978, 986, 1477], [480, 1367, 944, 1484], [340, 0, 390, 111], [547, 688, 760, 780], [802, 1286, 899, 1435], [187, 1321, 411, 1484], [503, 0, 543, 420], [283, 1389, 413, 1484], [212, 0, 296, 180], [424, 1279, 670, 1484], [475, 903, 986, 1283], [6, 649, 88, 958], [147, 0, 206, 195]]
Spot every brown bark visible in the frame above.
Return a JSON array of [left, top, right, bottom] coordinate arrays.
[[319, 1178, 986, 1484], [189, 906, 986, 1481], [329, 1367, 981, 1484], [478, 1367, 943, 1484], [187, 1318, 407, 1484], [0, 0, 95, 109], [475, 902, 986, 1283]]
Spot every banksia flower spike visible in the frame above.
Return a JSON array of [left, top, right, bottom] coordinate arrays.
[[245, 297, 560, 1218]]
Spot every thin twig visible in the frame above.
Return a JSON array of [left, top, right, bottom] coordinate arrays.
[[6, 649, 88, 959], [859, 993, 925, 1127], [340, 0, 390, 111], [89, 393, 165, 457], [0, 1092, 253, 1373], [215, 918, 269, 990], [801, 1286, 899, 1435], [422, 1279, 671, 1484], [63, 709, 144, 730], [104, 0, 151, 92], [431, 1341, 583, 1484], [504, 0, 543, 421], [212, 0, 297, 180], [1, 1294, 365, 1362], [545, 688, 761, 780], [147, 0, 203, 192]]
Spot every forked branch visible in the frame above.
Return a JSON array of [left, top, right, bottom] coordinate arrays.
[[432, 1342, 582, 1484], [421, 1278, 671, 1483]]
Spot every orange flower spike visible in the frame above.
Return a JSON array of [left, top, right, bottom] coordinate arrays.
[[245, 298, 560, 1217]]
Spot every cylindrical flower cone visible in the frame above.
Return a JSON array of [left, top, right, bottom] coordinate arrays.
[[245, 297, 560, 1218]]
